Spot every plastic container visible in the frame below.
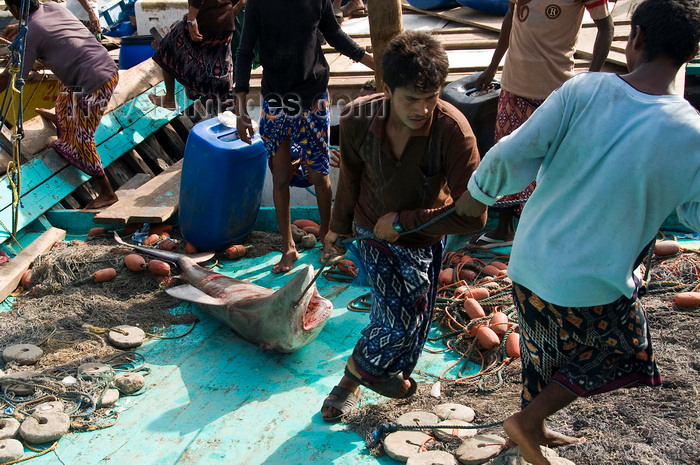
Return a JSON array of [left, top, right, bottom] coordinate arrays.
[[406, 0, 459, 9], [179, 116, 268, 251], [135, 0, 188, 35], [441, 72, 501, 156], [118, 35, 155, 69], [456, 0, 509, 16]]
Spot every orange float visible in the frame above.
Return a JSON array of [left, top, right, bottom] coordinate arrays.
[[506, 332, 520, 358], [292, 219, 320, 230], [147, 260, 171, 276], [476, 326, 500, 349], [489, 311, 509, 337], [93, 268, 117, 283], [653, 240, 680, 257], [124, 254, 146, 271], [467, 287, 490, 300], [464, 298, 485, 319], [673, 292, 700, 308]]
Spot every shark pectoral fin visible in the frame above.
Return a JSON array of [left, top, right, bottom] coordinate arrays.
[[166, 284, 226, 306]]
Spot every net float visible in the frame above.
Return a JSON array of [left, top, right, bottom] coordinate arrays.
[[464, 298, 485, 319], [476, 326, 500, 349], [147, 260, 171, 276], [93, 268, 117, 283], [124, 254, 146, 271], [506, 332, 520, 358]]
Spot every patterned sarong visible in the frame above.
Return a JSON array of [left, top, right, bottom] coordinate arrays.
[[259, 94, 331, 188], [350, 224, 443, 379], [52, 72, 119, 177], [512, 283, 663, 408], [491, 90, 544, 215], [152, 19, 234, 109]]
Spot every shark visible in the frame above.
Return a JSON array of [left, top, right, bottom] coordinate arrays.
[[114, 233, 333, 353]]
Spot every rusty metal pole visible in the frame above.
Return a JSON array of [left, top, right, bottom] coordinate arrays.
[[366, 0, 403, 90]]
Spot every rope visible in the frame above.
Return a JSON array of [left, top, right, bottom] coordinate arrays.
[[368, 419, 505, 448], [0, 0, 31, 239]]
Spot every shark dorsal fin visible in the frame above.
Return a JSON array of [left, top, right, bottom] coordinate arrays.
[[166, 284, 226, 306]]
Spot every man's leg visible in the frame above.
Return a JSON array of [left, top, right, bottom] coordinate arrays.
[[307, 168, 332, 241], [271, 138, 299, 273], [149, 70, 177, 110], [503, 382, 582, 465], [86, 175, 118, 209]]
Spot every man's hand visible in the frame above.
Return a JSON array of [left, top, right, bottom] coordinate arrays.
[[455, 190, 487, 217], [322, 230, 346, 261], [474, 67, 497, 90], [329, 148, 340, 169], [236, 112, 254, 144], [374, 212, 400, 242], [188, 22, 203, 42], [1, 24, 19, 42]]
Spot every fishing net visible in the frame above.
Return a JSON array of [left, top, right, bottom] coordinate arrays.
[[0, 229, 284, 443], [344, 244, 700, 465]]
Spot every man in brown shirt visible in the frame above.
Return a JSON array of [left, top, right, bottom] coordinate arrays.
[[320, 31, 487, 422]]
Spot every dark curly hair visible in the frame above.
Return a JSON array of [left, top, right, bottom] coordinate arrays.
[[630, 0, 700, 66], [4, 0, 40, 14], [381, 30, 449, 93]]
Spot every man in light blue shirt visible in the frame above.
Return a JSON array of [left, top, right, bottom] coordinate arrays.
[[456, 0, 700, 463]]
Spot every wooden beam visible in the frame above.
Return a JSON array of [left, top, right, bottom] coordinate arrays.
[[0, 226, 65, 301], [93, 159, 183, 225], [367, 0, 404, 88]]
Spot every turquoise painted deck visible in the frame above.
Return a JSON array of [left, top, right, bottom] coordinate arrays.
[[18, 244, 472, 465]]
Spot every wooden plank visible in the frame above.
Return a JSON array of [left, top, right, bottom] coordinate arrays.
[[104, 158, 136, 191], [134, 139, 170, 173], [577, 25, 628, 66], [155, 123, 186, 159], [123, 149, 156, 177], [0, 226, 65, 301], [400, 1, 633, 68], [323, 31, 498, 52], [60, 195, 81, 209], [93, 159, 183, 225]]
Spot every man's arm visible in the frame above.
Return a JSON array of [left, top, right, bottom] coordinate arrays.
[[76, 0, 100, 33], [475, 2, 513, 88], [589, 15, 614, 71]]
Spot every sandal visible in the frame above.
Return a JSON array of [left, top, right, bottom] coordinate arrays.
[[322, 385, 361, 423], [344, 358, 418, 399]]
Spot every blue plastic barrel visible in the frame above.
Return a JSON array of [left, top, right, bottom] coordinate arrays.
[[406, 0, 459, 9], [456, 0, 509, 16], [179, 117, 268, 251], [118, 35, 155, 69]]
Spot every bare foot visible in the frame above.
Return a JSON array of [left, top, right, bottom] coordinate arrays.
[[35, 107, 57, 126], [542, 427, 585, 447], [503, 415, 551, 465], [272, 250, 299, 274], [148, 93, 178, 111], [85, 193, 118, 209]]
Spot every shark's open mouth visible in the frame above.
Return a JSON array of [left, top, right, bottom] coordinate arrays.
[[303, 292, 333, 330]]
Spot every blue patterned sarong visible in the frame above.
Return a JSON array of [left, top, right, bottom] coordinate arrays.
[[258, 93, 331, 188], [351, 224, 444, 379]]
